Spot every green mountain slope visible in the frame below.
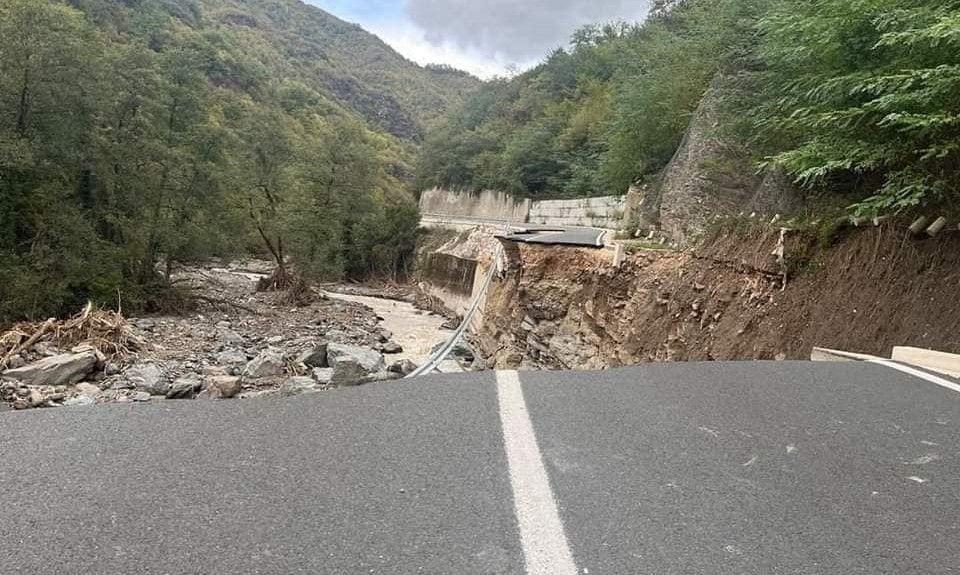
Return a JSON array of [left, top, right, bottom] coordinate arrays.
[[71, 0, 480, 139], [418, 0, 960, 217], [0, 0, 479, 321]]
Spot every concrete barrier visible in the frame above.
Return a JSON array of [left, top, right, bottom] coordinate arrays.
[[810, 348, 883, 362], [419, 188, 530, 223], [892, 347, 960, 378], [419, 188, 633, 231], [528, 196, 626, 230]]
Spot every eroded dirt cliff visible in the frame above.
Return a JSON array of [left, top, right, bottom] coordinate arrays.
[[475, 225, 960, 370]]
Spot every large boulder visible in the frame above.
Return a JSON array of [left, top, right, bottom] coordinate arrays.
[[326, 344, 385, 373], [388, 359, 418, 377], [242, 349, 285, 379], [296, 343, 328, 368], [312, 368, 334, 386], [330, 360, 372, 387], [380, 341, 403, 355], [198, 376, 242, 400], [124, 363, 168, 396], [327, 344, 385, 386], [3, 351, 98, 387], [166, 374, 201, 399]]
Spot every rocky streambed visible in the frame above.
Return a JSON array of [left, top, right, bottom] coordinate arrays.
[[0, 262, 461, 412]]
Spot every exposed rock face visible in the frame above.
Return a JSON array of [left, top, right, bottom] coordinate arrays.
[[242, 349, 286, 379], [638, 78, 800, 246], [3, 352, 98, 387], [479, 228, 960, 369]]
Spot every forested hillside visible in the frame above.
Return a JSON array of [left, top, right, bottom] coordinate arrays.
[[0, 0, 476, 322], [417, 0, 960, 218]]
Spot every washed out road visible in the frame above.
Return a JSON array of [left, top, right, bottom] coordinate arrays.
[[1, 361, 958, 574], [497, 224, 606, 248]]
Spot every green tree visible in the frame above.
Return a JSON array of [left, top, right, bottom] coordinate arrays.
[[755, 0, 960, 214]]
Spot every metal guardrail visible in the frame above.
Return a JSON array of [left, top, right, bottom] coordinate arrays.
[[406, 243, 503, 378]]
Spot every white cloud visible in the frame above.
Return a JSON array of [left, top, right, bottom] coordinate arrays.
[[367, 21, 533, 79], [406, 0, 651, 61]]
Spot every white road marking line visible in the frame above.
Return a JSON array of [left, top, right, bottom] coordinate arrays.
[[496, 370, 578, 575], [869, 359, 960, 394]]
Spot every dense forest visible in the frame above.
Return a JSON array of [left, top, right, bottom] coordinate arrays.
[[0, 0, 477, 321], [417, 0, 960, 218], [4, 0, 959, 322]]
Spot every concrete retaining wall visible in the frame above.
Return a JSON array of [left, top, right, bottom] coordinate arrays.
[[419, 188, 530, 223], [528, 196, 626, 230], [420, 188, 632, 230]]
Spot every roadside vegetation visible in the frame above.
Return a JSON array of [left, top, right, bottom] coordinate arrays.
[[417, 0, 960, 220], [0, 0, 473, 322]]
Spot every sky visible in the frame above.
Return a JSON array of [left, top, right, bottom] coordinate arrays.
[[305, 0, 651, 79]]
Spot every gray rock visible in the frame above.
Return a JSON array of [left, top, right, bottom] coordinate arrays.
[[216, 349, 248, 368], [378, 330, 393, 343], [330, 359, 370, 387], [432, 341, 474, 362], [326, 344, 385, 373], [64, 395, 95, 407], [132, 392, 152, 402], [280, 376, 319, 396], [124, 363, 168, 396], [4, 351, 98, 387], [217, 327, 246, 346], [239, 389, 279, 400], [323, 329, 350, 342], [13, 388, 45, 410], [74, 382, 101, 398], [166, 376, 200, 400], [327, 344, 385, 386], [296, 343, 328, 369], [32, 342, 61, 357], [381, 341, 403, 355], [266, 335, 284, 345], [0, 380, 20, 399], [200, 376, 242, 400], [242, 349, 285, 379], [311, 368, 334, 385], [134, 319, 156, 331], [388, 360, 418, 377], [366, 371, 404, 383], [5, 355, 25, 369], [104, 362, 122, 376]]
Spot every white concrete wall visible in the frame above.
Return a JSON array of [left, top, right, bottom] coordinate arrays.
[[528, 196, 626, 230], [419, 188, 628, 230], [419, 188, 530, 223]]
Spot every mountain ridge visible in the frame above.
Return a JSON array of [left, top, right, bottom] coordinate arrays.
[[72, 0, 481, 139]]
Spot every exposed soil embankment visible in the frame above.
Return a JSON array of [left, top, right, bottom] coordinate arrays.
[[476, 226, 960, 370]]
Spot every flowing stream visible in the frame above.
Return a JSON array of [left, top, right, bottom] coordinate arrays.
[[323, 291, 452, 366]]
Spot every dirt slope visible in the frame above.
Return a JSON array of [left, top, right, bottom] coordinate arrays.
[[476, 226, 960, 370]]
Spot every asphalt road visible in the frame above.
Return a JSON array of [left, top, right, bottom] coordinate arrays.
[[497, 225, 606, 248], [1, 362, 958, 574]]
